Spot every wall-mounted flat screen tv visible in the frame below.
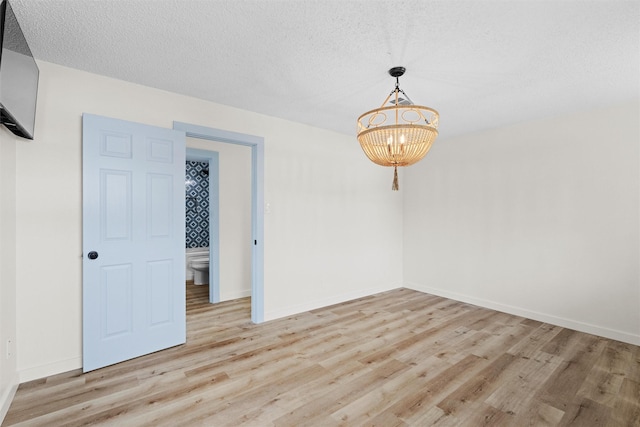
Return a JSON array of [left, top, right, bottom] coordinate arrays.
[[0, 0, 39, 140]]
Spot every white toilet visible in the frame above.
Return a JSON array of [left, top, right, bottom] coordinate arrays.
[[186, 247, 209, 285]]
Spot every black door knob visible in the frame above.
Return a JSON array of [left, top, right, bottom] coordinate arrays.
[[88, 251, 99, 260]]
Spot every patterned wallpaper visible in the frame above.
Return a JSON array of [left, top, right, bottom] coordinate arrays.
[[185, 161, 210, 248]]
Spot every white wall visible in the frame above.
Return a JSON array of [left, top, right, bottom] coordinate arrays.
[[0, 127, 18, 421], [187, 137, 252, 301], [15, 61, 403, 381], [261, 125, 404, 319], [404, 99, 640, 345]]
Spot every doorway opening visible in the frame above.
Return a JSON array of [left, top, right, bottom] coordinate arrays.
[[185, 150, 219, 304], [175, 122, 264, 323]]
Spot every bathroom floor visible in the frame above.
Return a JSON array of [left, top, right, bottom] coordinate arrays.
[[185, 280, 209, 308]]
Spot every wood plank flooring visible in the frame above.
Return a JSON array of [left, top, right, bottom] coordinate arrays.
[[3, 286, 640, 426]]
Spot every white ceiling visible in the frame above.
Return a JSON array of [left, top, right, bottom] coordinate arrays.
[[9, 0, 640, 140]]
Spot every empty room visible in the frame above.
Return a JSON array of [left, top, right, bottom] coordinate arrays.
[[0, 0, 638, 425]]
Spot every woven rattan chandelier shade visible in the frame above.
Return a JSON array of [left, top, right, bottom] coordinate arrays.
[[357, 67, 439, 190]]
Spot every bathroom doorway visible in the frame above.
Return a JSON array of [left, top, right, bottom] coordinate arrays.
[[177, 122, 265, 323], [185, 150, 219, 303]]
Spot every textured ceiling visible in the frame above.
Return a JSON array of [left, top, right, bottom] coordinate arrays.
[[8, 0, 640, 139]]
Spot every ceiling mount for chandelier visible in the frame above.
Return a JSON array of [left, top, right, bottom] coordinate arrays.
[[357, 67, 439, 190]]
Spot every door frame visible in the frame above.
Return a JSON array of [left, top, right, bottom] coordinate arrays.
[[186, 149, 220, 304], [175, 122, 264, 323]]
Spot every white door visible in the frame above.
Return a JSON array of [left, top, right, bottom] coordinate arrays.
[[82, 113, 186, 372]]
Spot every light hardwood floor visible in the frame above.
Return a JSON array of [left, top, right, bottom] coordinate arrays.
[[3, 286, 640, 426]]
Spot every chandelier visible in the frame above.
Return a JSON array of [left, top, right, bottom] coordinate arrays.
[[357, 67, 439, 190]]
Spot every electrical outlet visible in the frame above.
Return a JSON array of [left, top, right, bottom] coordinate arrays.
[[6, 339, 11, 359]]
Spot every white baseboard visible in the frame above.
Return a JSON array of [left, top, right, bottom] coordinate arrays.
[[264, 284, 398, 322], [18, 356, 82, 383], [221, 288, 251, 301], [405, 281, 640, 346], [0, 372, 18, 424]]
